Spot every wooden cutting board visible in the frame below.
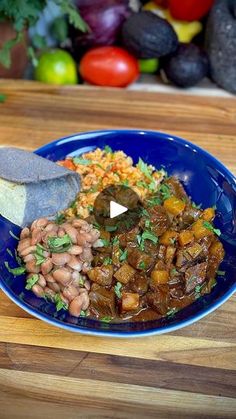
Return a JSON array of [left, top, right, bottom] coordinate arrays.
[[0, 80, 235, 419]]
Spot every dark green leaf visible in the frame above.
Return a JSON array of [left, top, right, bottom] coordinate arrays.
[[50, 16, 68, 43], [114, 282, 122, 298], [0, 93, 6, 103], [32, 33, 47, 49], [0, 32, 23, 68], [119, 249, 128, 262], [160, 184, 171, 200], [112, 236, 120, 246], [139, 261, 146, 270], [203, 221, 221, 236], [4, 262, 26, 276], [147, 196, 162, 207], [25, 274, 39, 290], [142, 230, 158, 244], [55, 213, 66, 225], [137, 158, 153, 181], [56, 0, 88, 33]]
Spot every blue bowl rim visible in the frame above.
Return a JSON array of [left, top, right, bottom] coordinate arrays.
[[0, 129, 235, 338]]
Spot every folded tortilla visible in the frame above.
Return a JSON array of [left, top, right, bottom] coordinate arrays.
[[0, 147, 80, 227]]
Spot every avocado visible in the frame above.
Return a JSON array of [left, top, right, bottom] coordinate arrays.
[[162, 43, 209, 88], [122, 11, 178, 58], [205, 0, 236, 94]]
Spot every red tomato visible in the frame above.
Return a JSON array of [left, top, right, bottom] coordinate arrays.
[[169, 0, 214, 21], [80, 46, 139, 88]]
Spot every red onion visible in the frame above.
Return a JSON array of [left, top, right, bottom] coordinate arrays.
[[73, 0, 131, 49]]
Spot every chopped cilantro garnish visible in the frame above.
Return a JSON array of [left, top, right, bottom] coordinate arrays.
[[112, 236, 120, 246], [6, 248, 13, 258], [73, 157, 92, 165], [105, 225, 118, 232], [79, 276, 85, 286], [203, 221, 221, 236], [54, 293, 68, 311], [4, 262, 26, 276], [217, 270, 225, 276], [166, 307, 178, 317], [87, 204, 94, 213], [139, 261, 146, 270], [171, 268, 178, 276], [100, 316, 112, 323], [55, 213, 66, 225], [104, 145, 112, 154], [159, 167, 168, 178], [146, 196, 162, 207], [121, 179, 129, 187], [145, 219, 151, 228], [119, 249, 128, 262], [9, 230, 20, 240], [141, 208, 149, 217], [170, 238, 176, 245], [47, 234, 72, 253], [69, 199, 77, 209], [160, 184, 171, 200], [93, 221, 101, 230], [14, 249, 23, 266], [192, 201, 202, 209], [142, 230, 158, 244], [137, 158, 153, 181], [25, 274, 39, 290], [114, 282, 122, 298], [101, 238, 110, 247], [0, 93, 6, 103], [34, 244, 46, 266], [80, 310, 87, 317], [103, 257, 112, 265]]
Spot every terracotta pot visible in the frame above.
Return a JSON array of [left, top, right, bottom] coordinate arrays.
[[0, 21, 28, 78]]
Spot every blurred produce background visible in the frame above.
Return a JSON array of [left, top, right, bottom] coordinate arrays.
[[0, 0, 235, 94]]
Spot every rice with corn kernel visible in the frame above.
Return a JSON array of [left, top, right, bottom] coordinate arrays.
[[59, 147, 164, 218]]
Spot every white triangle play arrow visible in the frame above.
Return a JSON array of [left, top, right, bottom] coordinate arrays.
[[110, 200, 128, 219]]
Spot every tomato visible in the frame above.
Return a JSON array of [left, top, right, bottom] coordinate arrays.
[[169, 0, 214, 21], [80, 46, 139, 88], [60, 159, 76, 171]]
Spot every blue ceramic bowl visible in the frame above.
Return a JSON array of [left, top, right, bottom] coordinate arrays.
[[0, 130, 235, 337]]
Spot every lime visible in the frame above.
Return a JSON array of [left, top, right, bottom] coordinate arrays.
[[35, 49, 78, 85], [139, 58, 160, 74]]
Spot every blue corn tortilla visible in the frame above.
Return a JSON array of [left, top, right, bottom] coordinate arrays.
[[0, 147, 80, 227]]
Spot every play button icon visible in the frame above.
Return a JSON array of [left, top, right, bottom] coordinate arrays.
[[110, 201, 128, 219], [93, 184, 142, 233]]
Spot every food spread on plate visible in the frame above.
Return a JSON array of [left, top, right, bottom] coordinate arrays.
[[5, 146, 225, 323]]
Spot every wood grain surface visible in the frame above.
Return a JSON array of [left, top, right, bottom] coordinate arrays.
[[0, 80, 235, 419]]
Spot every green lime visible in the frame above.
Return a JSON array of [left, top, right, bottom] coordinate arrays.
[[35, 49, 78, 85], [139, 58, 159, 74]]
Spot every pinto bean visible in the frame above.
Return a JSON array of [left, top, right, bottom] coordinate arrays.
[[84, 279, 91, 291], [80, 291, 90, 311], [71, 270, 81, 281], [63, 225, 78, 244], [21, 245, 37, 257], [60, 293, 69, 306], [41, 259, 53, 275], [31, 228, 43, 245], [72, 219, 88, 229], [25, 260, 40, 274], [68, 245, 83, 255], [69, 295, 84, 317], [67, 255, 82, 271], [51, 253, 71, 266], [20, 227, 30, 240], [31, 218, 49, 230], [23, 254, 35, 263], [53, 268, 71, 286], [44, 287, 56, 299], [44, 223, 57, 232], [32, 284, 44, 297], [89, 229, 100, 242], [47, 282, 61, 293], [80, 248, 93, 262], [81, 262, 90, 273], [77, 233, 88, 246], [63, 285, 80, 302], [45, 273, 55, 283], [17, 238, 31, 254], [37, 274, 46, 288], [58, 228, 66, 237]]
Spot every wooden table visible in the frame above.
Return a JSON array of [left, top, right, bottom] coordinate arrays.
[[0, 80, 235, 419]]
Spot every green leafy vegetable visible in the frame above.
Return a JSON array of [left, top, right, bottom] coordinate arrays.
[[104, 145, 112, 153], [103, 257, 112, 265], [0, 32, 23, 68], [25, 274, 39, 290], [121, 179, 129, 187], [9, 230, 20, 240], [203, 221, 221, 236], [47, 234, 72, 253], [55, 213, 66, 225], [73, 157, 92, 165], [34, 244, 46, 266], [142, 230, 158, 244], [166, 307, 178, 317], [160, 184, 171, 200], [192, 201, 202, 209], [171, 268, 178, 276], [119, 249, 128, 262], [56, 0, 88, 33], [145, 219, 151, 228], [4, 262, 26, 276], [147, 196, 162, 207], [54, 293, 68, 311], [139, 261, 146, 270], [0, 93, 6, 103], [79, 276, 85, 286], [100, 316, 112, 323], [217, 270, 225, 276], [114, 282, 122, 298], [112, 236, 120, 246], [69, 199, 77, 209], [80, 310, 87, 317], [105, 225, 118, 232], [137, 158, 153, 181], [14, 249, 23, 266], [101, 238, 110, 247]]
